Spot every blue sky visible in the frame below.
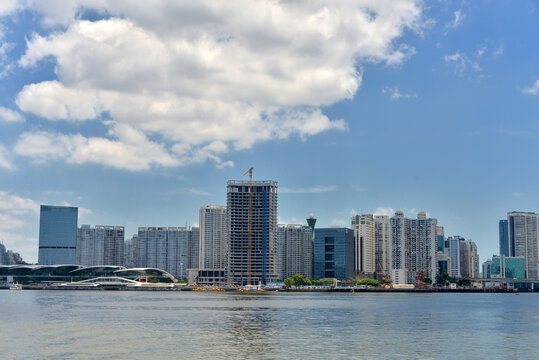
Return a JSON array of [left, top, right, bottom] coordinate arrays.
[[0, 1, 538, 264]]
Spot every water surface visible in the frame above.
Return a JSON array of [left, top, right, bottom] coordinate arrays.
[[0, 291, 537, 359]]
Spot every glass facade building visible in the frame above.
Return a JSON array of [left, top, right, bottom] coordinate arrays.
[[499, 219, 509, 257], [38, 205, 78, 265], [313, 227, 354, 280], [490, 255, 526, 279]]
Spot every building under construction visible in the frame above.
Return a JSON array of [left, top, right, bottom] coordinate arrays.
[[226, 179, 278, 286]]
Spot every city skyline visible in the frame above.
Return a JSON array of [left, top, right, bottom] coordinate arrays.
[[0, 1, 538, 265]]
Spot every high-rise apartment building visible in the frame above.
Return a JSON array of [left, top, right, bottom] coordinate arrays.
[[459, 239, 479, 278], [390, 210, 437, 284], [374, 215, 391, 275], [447, 235, 463, 277], [199, 205, 227, 269], [313, 227, 355, 280], [226, 180, 278, 285], [187, 227, 200, 270], [390, 210, 408, 284], [125, 234, 137, 268], [279, 224, 313, 279], [38, 205, 78, 265], [76, 225, 125, 266], [0, 242, 5, 265], [499, 219, 509, 256], [351, 214, 375, 275], [277, 225, 286, 279], [507, 211, 539, 278], [136, 227, 192, 279]]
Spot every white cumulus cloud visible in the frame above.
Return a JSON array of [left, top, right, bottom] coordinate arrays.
[[12, 0, 426, 171], [523, 78, 539, 95], [445, 10, 465, 33], [0, 144, 14, 170], [382, 86, 417, 100], [0, 106, 24, 122]]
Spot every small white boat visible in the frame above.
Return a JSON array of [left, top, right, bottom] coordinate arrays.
[[9, 283, 22, 290]]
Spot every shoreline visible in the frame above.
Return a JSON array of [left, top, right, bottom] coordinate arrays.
[[0, 285, 524, 293]]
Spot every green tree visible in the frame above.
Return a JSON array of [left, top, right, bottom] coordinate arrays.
[[294, 274, 314, 286], [313, 279, 333, 286], [284, 278, 294, 287], [355, 278, 379, 287], [423, 277, 432, 284], [436, 270, 450, 286]]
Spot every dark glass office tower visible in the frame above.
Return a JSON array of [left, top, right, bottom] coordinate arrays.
[[499, 219, 509, 257], [38, 205, 78, 264]]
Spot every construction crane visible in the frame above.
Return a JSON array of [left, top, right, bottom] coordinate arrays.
[[243, 167, 253, 285], [377, 260, 393, 289], [415, 256, 431, 289]]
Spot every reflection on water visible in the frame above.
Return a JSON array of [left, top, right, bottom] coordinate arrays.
[[0, 291, 537, 359]]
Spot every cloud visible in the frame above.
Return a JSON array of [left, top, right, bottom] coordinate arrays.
[[350, 184, 366, 192], [277, 216, 305, 226], [374, 206, 395, 217], [0, 106, 24, 122], [14, 124, 182, 171], [512, 192, 522, 198], [280, 185, 337, 194], [0, 190, 39, 214], [382, 86, 417, 100], [12, 0, 426, 171], [58, 201, 93, 218], [476, 45, 487, 57], [523, 78, 539, 95], [445, 10, 465, 32], [0, 190, 39, 258], [492, 44, 504, 58], [330, 218, 347, 227], [187, 188, 213, 196], [0, 144, 14, 170], [444, 51, 481, 77], [0, 213, 25, 229]]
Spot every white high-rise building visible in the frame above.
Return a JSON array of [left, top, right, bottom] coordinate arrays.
[[507, 211, 539, 279], [76, 225, 125, 266], [199, 205, 227, 269], [390, 210, 437, 285], [351, 214, 375, 275], [447, 235, 463, 277], [136, 227, 191, 279], [374, 215, 391, 275], [390, 210, 408, 284]]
